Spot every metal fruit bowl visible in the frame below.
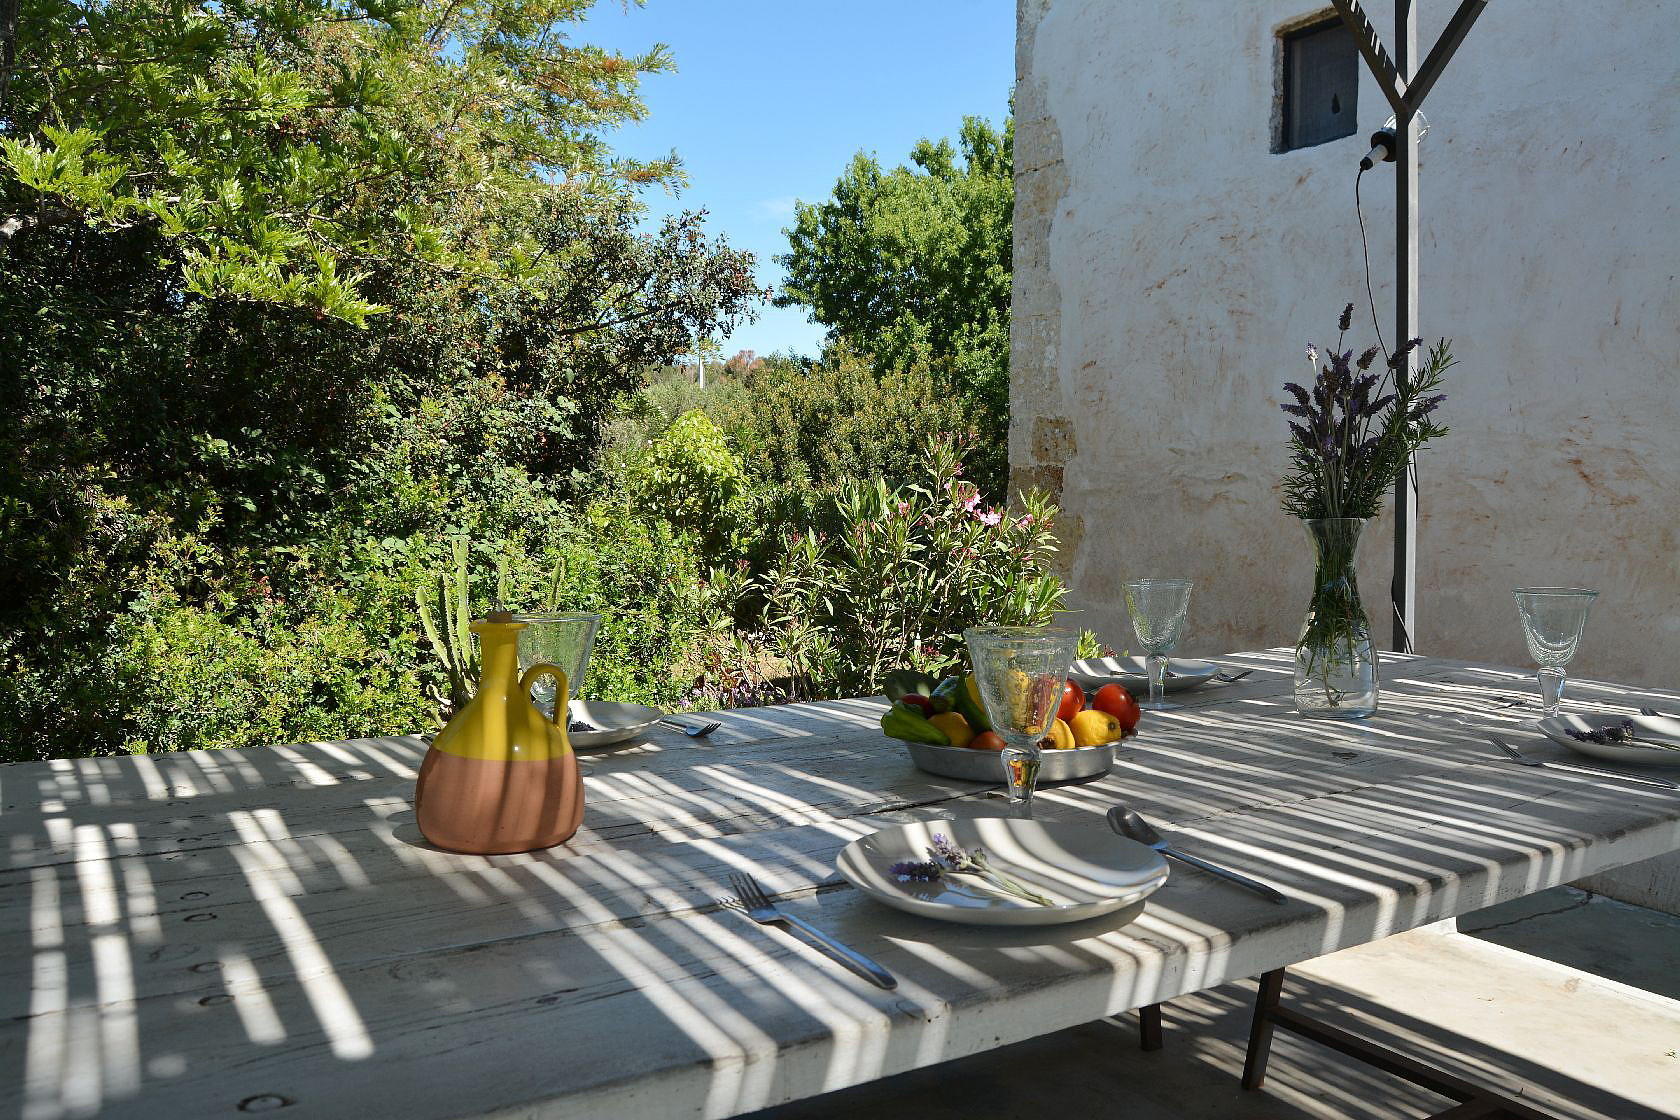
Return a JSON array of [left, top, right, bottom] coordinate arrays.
[[895, 739, 1115, 783]]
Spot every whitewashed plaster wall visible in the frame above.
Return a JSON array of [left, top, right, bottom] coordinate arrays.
[[1013, 0, 1680, 907]]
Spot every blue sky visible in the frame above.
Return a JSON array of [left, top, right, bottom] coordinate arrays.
[[581, 0, 1015, 359]]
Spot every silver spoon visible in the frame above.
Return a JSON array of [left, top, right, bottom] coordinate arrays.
[[1107, 806, 1288, 904]]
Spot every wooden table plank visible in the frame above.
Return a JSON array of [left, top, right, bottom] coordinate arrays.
[[2, 653, 1677, 1120]]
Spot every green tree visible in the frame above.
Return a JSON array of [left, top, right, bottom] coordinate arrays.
[[777, 114, 1012, 493], [1, 0, 680, 323], [0, 2, 763, 762]]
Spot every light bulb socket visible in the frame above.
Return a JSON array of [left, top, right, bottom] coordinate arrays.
[[1360, 128, 1398, 170]]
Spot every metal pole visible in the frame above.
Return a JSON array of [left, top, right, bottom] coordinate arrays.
[[1391, 1, 1419, 653]]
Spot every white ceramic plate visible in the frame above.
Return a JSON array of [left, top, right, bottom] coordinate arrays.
[[837, 817, 1168, 926], [1537, 713, 1680, 767], [1068, 656, 1220, 694], [567, 700, 663, 751]]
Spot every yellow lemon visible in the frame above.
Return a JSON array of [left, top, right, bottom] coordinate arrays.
[[1070, 709, 1124, 747], [1042, 718, 1075, 750], [928, 712, 974, 748]]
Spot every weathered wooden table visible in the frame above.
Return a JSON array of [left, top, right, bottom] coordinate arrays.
[[3, 652, 1678, 1120]]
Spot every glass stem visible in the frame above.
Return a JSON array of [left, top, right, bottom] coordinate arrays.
[[1537, 667, 1566, 715], [1149, 653, 1167, 708], [1001, 743, 1040, 812]]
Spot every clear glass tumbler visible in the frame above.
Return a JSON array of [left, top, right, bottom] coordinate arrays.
[[1122, 579, 1195, 711], [1512, 588, 1596, 715], [963, 625, 1079, 813], [515, 613, 602, 721]]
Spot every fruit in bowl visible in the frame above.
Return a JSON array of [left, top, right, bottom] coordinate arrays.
[[881, 665, 1139, 752], [1035, 682, 1139, 749], [1070, 709, 1124, 747]]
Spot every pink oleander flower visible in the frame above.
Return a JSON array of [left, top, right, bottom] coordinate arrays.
[[897, 501, 910, 516], [976, 509, 1002, 527], [1016, 514, 1035, 528]]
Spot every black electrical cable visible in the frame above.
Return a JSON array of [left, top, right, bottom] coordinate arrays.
[[1354, 165, 1388, 363]]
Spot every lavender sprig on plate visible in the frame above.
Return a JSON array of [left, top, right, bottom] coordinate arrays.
[[1567, 720, 1680, 752], [888, 833, 1056, 906]]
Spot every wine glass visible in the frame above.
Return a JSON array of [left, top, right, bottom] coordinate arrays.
[[1512, 588, 1597, 715], [515, 613, 602, 721], [963, 625, 1079, 813], [1122, 579, 1194, 711]]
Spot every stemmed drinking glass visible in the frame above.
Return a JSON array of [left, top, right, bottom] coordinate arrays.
[[963, 625, 1079, 813], [1123, 579, 1194, 711], [515, 613, 602, 721], [1512, 588, 1596, 715]]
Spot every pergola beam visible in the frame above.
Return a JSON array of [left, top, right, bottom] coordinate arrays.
[[1329, 0, 1409, 116]]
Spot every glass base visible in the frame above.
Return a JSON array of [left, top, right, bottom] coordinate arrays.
[[1297, 704, 1378, 720], [1138, 699, 1180, 711]]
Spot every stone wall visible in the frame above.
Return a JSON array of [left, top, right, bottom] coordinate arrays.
[[1013, 0, 1680, 908]]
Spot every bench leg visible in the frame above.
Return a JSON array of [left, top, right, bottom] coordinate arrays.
[[1238, 966, 1560, 1118], [1137, 1002, 1163, 1051]]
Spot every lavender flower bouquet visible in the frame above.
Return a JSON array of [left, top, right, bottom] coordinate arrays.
[[889, 833, 1055, 906], [1279, 305, 1453, 715]]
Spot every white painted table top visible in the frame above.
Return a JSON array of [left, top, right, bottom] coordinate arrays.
[[3, 651, 1678, 1120]]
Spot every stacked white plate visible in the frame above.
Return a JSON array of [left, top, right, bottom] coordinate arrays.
[[1067, 656, 1220, 694], [838, 817, 1168, 926], [1538, 712, 1680, 766], [567, 700, 663, 750]]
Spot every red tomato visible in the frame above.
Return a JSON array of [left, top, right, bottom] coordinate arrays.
[[970, 731, 1007, 751], [1092, 683, 1141, 732], [1056, 680, 1085, 724]]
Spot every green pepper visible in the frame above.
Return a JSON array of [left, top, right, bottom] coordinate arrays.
[[951, 674, 994, 732], [930, 676, 965, 715], [881, 700, 951, 745], [883, 669, 938, 703]]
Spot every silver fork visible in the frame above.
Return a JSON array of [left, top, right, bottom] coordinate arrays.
[[661, 717, 721, 737], [1485, 733, 1677, 789], [1214, 668, 1255, 683], [725, 871, 897, 989]]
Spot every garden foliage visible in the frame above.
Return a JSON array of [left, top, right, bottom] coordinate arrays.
[[0, 6, 1046, 763], [0, 3, 757, 762]]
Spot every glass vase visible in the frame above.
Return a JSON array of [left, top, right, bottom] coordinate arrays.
[[1294, 517, 1379, 719]]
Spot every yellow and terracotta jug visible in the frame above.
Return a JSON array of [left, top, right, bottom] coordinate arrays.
[[415, 613, 583, 854]]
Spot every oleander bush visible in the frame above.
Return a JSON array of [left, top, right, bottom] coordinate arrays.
[[760, 438, 1065, 700]]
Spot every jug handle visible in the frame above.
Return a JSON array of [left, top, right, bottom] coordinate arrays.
[[519, 663, 569, 726]]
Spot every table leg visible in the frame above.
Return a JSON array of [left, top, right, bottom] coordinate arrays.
[[1241, 968, 1286, 1089], [1138, 1002, 1163, 1051]]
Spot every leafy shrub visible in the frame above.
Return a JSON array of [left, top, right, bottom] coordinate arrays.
[[547, 496, 713, 710], [715, 347, 974, 505], [761, 438, 1065, 699], [627, 410, 745, 539], [112, 590, 437, 755]]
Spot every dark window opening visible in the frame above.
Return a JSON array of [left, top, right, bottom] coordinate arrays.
[[1280, 19, 1358, 151]]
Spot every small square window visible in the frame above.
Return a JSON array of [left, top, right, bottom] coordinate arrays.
[[1279, 19, 1358, 151]]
